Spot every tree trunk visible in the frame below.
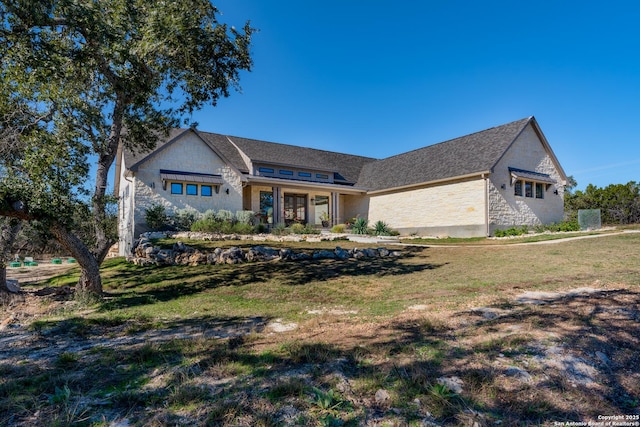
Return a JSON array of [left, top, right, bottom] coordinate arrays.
[[0, 219, 22, 293], [49, 222, 103, 297], [0, 265, 7, 294]]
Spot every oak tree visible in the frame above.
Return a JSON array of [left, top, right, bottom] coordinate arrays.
[[0, 0, 254, 297]]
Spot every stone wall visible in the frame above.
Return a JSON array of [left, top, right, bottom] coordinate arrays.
[[488, 124, 565, 233], [129, 235, 401, 267]]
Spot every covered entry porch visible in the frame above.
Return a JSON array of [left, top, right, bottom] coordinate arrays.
[[241, 177, 367, 227]]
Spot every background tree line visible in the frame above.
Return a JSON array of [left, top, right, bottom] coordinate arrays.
[[565, 178, 640, 224]]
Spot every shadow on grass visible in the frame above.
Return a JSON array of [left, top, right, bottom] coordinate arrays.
[[3, 290, 638, 425], [101, 250, 445, 310]]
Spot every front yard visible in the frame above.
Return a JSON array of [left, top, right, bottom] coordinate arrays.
[[1, 232, 639, 426]]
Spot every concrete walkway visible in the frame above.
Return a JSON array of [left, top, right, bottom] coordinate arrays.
[[395, 229, 640, 248]]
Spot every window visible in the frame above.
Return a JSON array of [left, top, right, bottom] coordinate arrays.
[[525, 181, 533, 198], [298, 171, 312, 177], [201, 185, 212, 197], [514, 181, 523, 197], [186, 184, 198, 195], [279, 169, 293, 176], [316, 173, 329, 180], [259, 191, 273, 224], [258, 167, 274, 174], [535, 183, 544, 199], [170, 183, 183, 194]]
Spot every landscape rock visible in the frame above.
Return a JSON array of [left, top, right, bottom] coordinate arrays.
[[312, 250, 335, 260], [436, 376, 463, 394], [334, 246, 350, 260], [129, 237, 402, 268], [504, 366, 532, 382], [595, 351, 611, 366], [374, 388, 391, 405], [6, 279, 20, 293]]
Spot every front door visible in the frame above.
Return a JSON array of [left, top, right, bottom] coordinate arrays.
[[284, 194, 307, 225]]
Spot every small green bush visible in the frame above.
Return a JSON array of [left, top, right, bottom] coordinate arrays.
[[145, 203, 168, 230], [232, 223, 255, 234], [173, 208, 200, 231], [216, 209, 235, 223], [289, 223, 306, 234], [331, 224, 346, 233], [271, 223, 288, 235], [373, 220, 392, 236], [191, 218, 222, 232], [351, 217, 369, 235], [235, 210, 255, 225]]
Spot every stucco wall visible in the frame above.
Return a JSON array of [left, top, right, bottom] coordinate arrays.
[[129, 132, 243, 242], [488, 124, 565, 233], [117, 153, 135, 256], [367, 178, 487, 237]]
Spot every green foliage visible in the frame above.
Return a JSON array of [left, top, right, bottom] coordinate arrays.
[[145, 204, 169, 230], [330, 224, 346, 233], [565, 181, 640, 224], [289, 223, 306, 235], [216, 209, 235, 224], [351, 218, 369, 235], [190, 214, 256, 235], [372, 220, 392, 236], [0, 0, 254, 296], [173, 208, 200, 231], [271, 223, 288, 236], [235, 210, 255, 225], [494, 226, 529, 237], [495, 221, 580, 237]]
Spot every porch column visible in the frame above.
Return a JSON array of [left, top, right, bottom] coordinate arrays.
[[272, 186, 282, 225], [331, 192, 340, 225]]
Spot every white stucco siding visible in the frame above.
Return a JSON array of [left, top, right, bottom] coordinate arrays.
[[117, 152, 136, 256], [368, 178, 486, 236], [488, 124, 565, 231], [131, 133, 243, 237]]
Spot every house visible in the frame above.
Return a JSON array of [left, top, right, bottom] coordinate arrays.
[[115, 116, 567, 255]]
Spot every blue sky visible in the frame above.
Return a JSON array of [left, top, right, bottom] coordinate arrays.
[[187, 1, 640, 191]]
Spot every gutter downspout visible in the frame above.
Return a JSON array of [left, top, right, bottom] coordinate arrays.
[[482, 173, 490, 237]]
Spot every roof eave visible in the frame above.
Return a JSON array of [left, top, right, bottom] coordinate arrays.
[[366, 171, 491, 195], [246, 176, 367, 194]]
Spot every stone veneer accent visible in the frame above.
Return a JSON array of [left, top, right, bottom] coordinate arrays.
[[488, 124, 565, 234]]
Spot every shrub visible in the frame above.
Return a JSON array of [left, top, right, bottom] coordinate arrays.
[[235, 210, 255, 225], [302, 224, 320, 234], [202, 209, 217, 222], [145, 203, 168, 230], [373, 220, 392, 236], [494, 226, 527, 237], [289, 223, 306, 235], [173, 208, 200, 231], [271, 223, 288, 236], [331, 224, 346, 233], [351, 217, 369, 235], [191, 218, 221, 233], [216, 209, 235, 223], [232, 223, 255, 234]]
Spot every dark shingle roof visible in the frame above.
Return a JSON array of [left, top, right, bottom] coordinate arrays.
[[122, 117, 543, 192], [123, 128, 375, 185], [356, 117, 533, 191], [222, 135, 375, 184]]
